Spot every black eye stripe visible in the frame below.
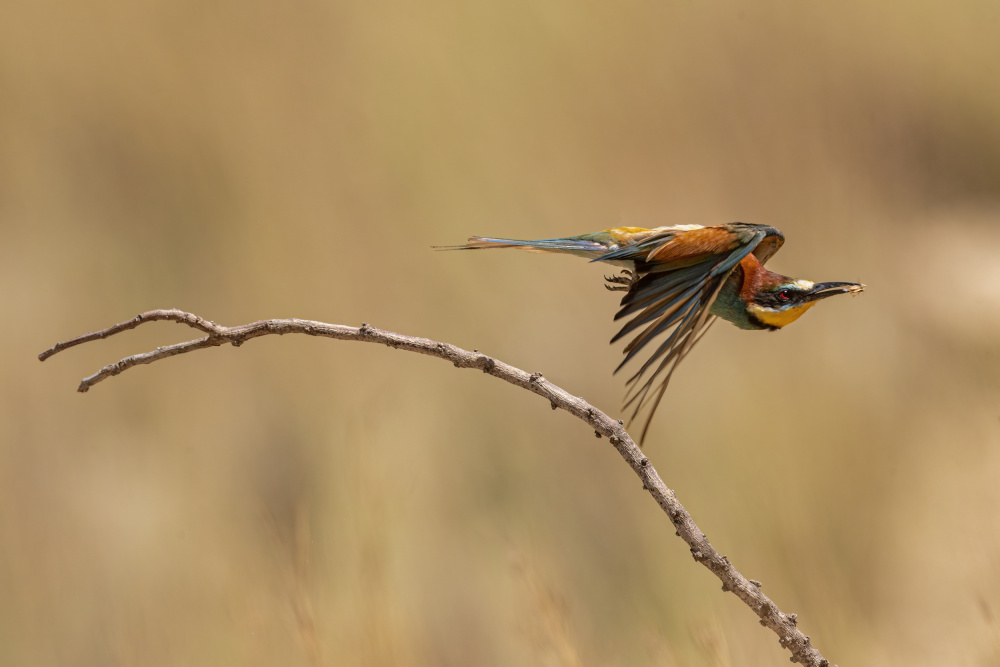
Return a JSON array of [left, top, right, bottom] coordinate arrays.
[[756, 287, 802, 308]]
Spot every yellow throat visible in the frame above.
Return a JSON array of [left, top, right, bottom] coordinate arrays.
[[748, 301, 817, 328]]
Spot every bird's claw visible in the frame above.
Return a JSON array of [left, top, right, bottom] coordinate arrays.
[[604, 269, 634, 292]]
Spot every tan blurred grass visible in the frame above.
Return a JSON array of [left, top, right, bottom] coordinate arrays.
[[3, 1, 1000, 665]]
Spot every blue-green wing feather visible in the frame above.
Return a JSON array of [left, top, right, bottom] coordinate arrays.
[[595, 226, 770, 443]]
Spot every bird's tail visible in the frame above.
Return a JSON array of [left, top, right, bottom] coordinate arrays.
[[435, 235, 610, 258]]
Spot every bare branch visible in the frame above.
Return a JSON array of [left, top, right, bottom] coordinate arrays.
[[40, 308, 832, 666]]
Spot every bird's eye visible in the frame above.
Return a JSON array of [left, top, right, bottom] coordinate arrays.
[[779, 289, 792, 300]]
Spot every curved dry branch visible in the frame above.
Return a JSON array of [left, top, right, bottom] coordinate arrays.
[[40, 309, 831, 667]]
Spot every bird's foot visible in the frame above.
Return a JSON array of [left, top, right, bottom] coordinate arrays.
[[604, 270, 634, 292]]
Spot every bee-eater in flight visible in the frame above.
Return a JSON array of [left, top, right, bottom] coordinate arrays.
[[443, 223, 863, 444]]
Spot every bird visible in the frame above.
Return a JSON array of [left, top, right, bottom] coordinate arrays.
[[441, 223, 864, 444]]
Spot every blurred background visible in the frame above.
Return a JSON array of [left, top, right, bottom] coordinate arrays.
[[3, 1, 1000, 665]]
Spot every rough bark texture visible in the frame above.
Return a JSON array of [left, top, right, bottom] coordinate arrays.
[[40, 309, 832, 666]]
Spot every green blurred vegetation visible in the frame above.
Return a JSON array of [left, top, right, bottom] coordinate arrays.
[[3, 1, 1000, 665]]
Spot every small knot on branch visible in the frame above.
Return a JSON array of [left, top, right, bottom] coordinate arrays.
[[750, 579, 762, 588], [359, 322, 373, 335], [529, 372, 543, 383], [481, 356, 496, 373]]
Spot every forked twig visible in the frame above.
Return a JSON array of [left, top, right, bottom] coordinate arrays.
[[39, 309, 831, 666]]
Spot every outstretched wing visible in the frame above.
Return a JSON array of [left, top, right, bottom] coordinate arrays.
[[596, 223, 784, 444]]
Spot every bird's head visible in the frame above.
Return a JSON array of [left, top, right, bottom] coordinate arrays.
[[746, 274, 865, 330]]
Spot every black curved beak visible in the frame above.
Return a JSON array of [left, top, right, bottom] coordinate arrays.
[[806, 282, 865, 302]]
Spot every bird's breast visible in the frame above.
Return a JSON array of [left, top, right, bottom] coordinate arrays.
[[709, 276, 769, 330]]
